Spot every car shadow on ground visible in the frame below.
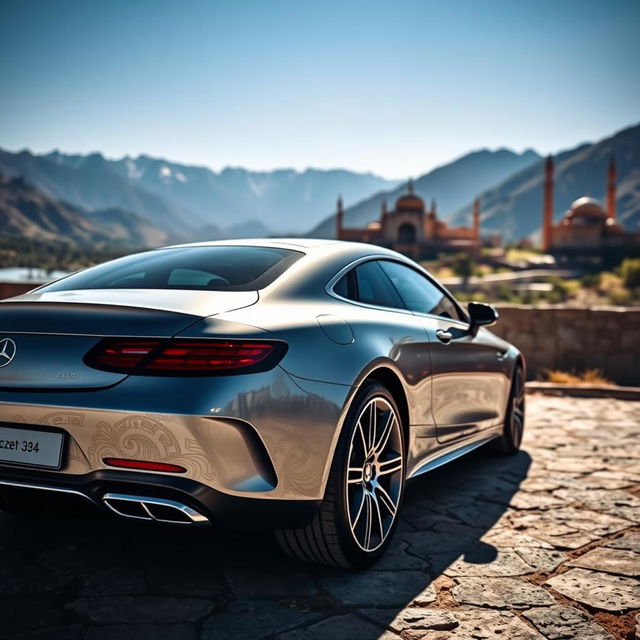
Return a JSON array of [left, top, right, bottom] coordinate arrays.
[[0, 448, 532, 639]]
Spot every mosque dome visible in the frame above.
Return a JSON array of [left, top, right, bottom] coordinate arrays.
[[395, 181, 424, 212]]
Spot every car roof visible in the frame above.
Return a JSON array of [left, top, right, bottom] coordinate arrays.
[[164, 238, 339, 251], [162, 237, 407, 260]]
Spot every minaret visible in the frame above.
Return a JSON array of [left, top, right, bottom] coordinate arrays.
[[606, 155, 616, 221], [542, 155, 554, 252], [380, 199, 388, 233], [335, 195, 343, 239], [473, 198, 480, 241], [407, 178, 414, 194], [431, 198, 437, 217]]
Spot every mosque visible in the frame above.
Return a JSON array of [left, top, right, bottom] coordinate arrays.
[[542, 155, 640, 262], [335, 181, 481, 259]]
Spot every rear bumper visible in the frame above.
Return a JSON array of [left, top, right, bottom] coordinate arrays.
[[0, 467, 321, 529], [0, 368, 352, 502]]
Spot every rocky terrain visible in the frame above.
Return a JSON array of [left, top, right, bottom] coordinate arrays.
[[0, 394, 638, 639]]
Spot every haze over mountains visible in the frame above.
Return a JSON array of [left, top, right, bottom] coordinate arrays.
[[0, 175, 167, 248], [0, 149, 398, 239], [0, 122, 638, 251], [449, 124, 640, 242]]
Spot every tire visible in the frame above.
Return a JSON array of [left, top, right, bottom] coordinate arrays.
[[275, 381, 406, 568], [490, 365, 525, 455]]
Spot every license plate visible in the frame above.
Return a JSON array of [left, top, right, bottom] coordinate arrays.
[[0, 426, 64, 469]]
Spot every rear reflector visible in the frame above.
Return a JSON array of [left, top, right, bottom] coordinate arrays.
[[103, 458, 187, 473], [84, 338, 287, 376]]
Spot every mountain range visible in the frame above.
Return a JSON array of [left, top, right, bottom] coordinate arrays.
[[0, 149, 398, 238], [1, 122, 638, 251], [449, 124, 640, 241]]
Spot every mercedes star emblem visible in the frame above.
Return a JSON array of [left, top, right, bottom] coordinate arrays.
[[0, 338, 17, 368]]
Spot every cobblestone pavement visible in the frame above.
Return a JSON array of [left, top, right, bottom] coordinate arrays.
[[1, 394, 639, 640]]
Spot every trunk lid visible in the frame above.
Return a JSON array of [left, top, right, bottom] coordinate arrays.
[[0, 289, 258, 390]]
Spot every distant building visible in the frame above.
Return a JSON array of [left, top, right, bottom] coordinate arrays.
[[336, 180, 482, 259], [542, 156, 640, 263]]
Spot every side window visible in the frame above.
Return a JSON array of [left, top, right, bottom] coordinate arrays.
[[354, 261, 404, 309], [379, 261, 464, 321], [333, 261, 405, 310]]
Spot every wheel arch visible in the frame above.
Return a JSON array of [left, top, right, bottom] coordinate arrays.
[[357, 365, 411, 457]]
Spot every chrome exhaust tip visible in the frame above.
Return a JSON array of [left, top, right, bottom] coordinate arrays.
[[102, 493, 209, 525]]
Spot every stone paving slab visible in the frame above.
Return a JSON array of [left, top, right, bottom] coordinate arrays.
[[522, 605, 615, 640], [361, 607, 546, 640], [545, 568, 640, 611], [451, 576, 556, 609], [0, 394, 639, 640], [567, 546, 640, 577]]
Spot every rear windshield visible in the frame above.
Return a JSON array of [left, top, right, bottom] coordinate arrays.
[[41, 246, 303, 292]]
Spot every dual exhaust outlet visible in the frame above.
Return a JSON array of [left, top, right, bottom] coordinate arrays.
[[102, 493, 209, 525]]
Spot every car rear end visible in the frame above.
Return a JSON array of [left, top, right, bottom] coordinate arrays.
[[0, 244, 348, 529]]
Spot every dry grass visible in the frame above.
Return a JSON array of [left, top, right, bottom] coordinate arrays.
[[538, 368, 613, 386]]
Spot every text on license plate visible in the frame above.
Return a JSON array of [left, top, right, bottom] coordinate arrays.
[[0, 426, 64, 469]]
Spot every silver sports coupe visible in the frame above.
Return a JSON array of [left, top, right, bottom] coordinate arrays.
[[0, 239, 524, 568]]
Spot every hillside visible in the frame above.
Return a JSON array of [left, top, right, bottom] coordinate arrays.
[[0, 150, 193, 237], [0, 149, 398, 235], [450, 124, 640, 242], [0, 175, 169, 249], [309, 148, 540, 238]]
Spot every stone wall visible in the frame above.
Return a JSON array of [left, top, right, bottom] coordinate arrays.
[[492, 305, 640, 386]]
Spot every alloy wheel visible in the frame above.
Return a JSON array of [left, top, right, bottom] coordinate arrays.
[[345, 396, 403, 552]]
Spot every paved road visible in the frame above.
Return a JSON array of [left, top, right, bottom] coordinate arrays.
[[1, 395, 638, 640]]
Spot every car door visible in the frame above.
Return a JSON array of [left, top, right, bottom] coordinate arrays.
[[378, 260, 506, 444], [331, 259, 435, 429]]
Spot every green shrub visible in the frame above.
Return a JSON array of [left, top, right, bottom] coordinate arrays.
[[620, 258, 640, 289]]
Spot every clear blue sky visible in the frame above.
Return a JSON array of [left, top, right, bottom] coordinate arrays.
[[1, 0, 638, 179]]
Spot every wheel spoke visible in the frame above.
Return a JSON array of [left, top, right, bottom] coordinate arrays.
[[377, 453, 402, 476], [375, 483, 397, 517], [355, 419, 368, 457], [347, 466, 364, 484], [363, 493, 373, 549], [373, 411, 395, 456], [350, 487, 365, 529], [366, 404, 376, 456], [371, 492, 385, 542]]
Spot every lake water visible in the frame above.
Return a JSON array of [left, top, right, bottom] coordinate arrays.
[[0, 267, 70, 283]]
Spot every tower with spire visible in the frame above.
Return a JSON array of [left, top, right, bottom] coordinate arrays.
[[473, 198, 480, 241], [542, 155, 554, 252], [607, 156, 616, 221]]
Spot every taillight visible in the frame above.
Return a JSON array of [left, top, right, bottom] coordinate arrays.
[[84, 338, 287, 376]]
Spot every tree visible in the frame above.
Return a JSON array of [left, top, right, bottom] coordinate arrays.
[[452, 253, 476, 289]]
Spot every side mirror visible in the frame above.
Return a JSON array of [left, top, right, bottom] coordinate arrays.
[[468, 302, 498, 330]]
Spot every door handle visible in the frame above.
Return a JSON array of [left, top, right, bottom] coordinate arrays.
[[435, 329, 453, 344]]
